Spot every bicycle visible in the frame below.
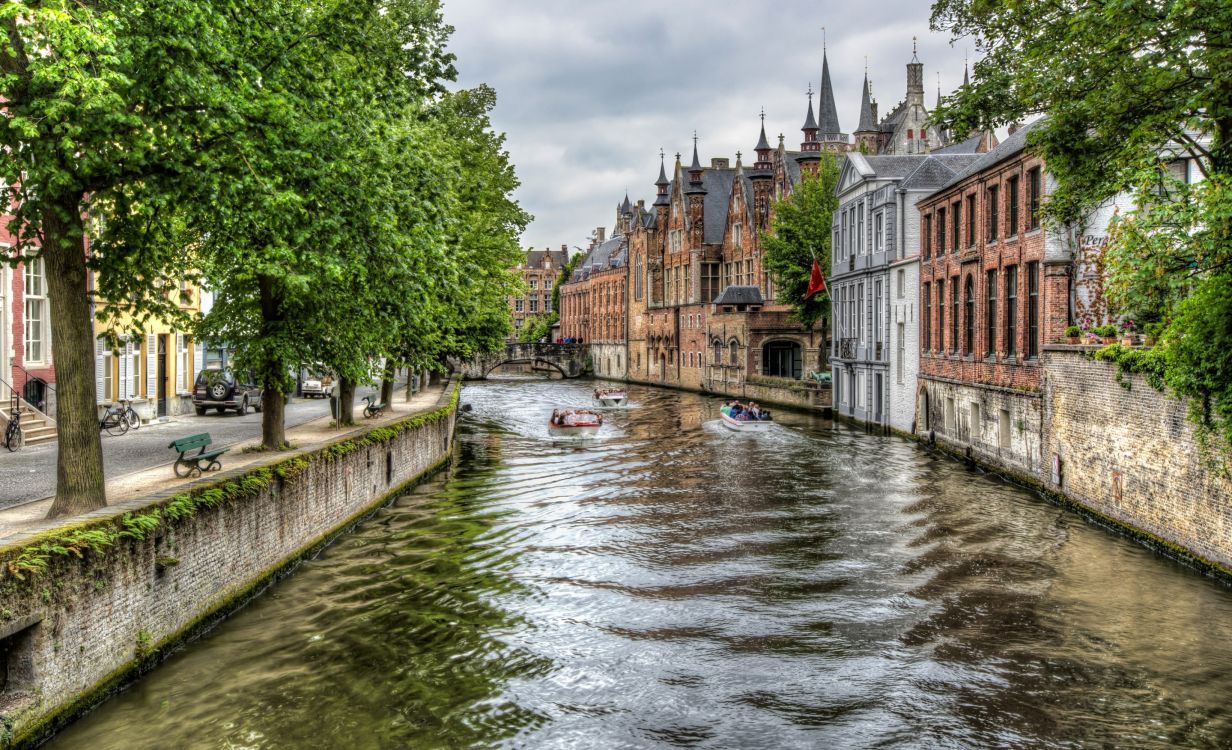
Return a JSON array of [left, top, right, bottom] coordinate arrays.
[[99, 403, 130, 437], [119, 399, 141, 431], [4, 400, 23, 452]]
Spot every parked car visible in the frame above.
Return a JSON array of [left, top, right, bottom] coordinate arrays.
[[193, 368, 263, 416], [301, 373, 332, 398]]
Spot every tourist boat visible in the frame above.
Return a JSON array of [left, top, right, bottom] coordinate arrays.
[[548, 409, 604, 437], [593, 388, 627, 407], [719, 404, 774, 432]]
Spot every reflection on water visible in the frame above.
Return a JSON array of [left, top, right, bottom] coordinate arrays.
[[51, 379, 1232, 749]]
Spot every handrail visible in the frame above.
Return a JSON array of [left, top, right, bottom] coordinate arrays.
[[7, 363, 56, 419]]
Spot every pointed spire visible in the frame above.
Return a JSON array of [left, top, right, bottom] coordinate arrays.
[[817, 48, 843, 136], [911, 35, 920, 64], [963, 58, 970, 87], [936, 72, 943, 110], [654, 149, 670, 206], [655, 148, 669, 187], [802, 82, 818, 131], [856, 70, 876, 132], [689, 130, 701, 170], [621, 191, 632, 214], [755, 109, 771, 152]]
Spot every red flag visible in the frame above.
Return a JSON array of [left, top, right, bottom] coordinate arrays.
[[804, 257, 827, 300]]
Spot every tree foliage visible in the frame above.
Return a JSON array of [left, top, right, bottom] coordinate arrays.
[[0, 0, 527, 512], [931, 0, 1232, 458], [761, 157, 840, 329]]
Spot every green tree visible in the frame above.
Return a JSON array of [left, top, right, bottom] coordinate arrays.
[[930, 0, 1232, 458], [0, 0, 311, 517], [761, 156, 840, 330]]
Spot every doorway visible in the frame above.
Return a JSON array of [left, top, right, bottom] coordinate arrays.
[[874, 373, 883, 424], [156, 335, 168, 417]]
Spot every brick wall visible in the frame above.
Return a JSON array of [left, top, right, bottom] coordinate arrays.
[[0, 384, 458, 748], [1042, 349, 1232, 570]]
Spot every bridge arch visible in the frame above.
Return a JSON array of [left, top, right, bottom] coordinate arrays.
[[480, 357, 568, 379]]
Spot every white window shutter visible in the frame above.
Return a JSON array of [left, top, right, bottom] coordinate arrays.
[[175, 332, 184, 392], [94, 338, 104, 404], [193, 340, 203, 382], [146, 334, 157, 399], [118, 342, 129, 400]]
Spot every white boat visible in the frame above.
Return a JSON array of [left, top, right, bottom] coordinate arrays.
[[549, 410, 603, 437], [720, 411, 774, 432], [594, 389, 627, 407]]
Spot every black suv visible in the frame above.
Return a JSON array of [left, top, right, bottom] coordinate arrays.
[[193, 369, 263, 416]]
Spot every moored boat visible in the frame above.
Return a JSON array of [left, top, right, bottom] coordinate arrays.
[[549, 408, 604, 437], [593, 387, 627, 407]]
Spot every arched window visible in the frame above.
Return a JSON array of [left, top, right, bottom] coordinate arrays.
[[713, 340, 721, 364], [635, 255, 644, 300], [763, 340, 803, 379], [964, 275, 975, 355], [729, 340, 739, 365]]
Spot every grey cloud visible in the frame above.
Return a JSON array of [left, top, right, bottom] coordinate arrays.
[[443, 0, 971, 252]]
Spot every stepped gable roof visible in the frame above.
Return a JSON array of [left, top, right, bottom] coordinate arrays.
[[817, 52, 842, 135], [714, 285, 764, 305], [897, 155, 980, 191], [934, 119, 1041, 193], [935, 132, 986, 154], [524, 248, 569, 270]]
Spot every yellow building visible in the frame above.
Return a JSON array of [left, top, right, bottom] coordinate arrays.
[[93, 276, 204, 419]]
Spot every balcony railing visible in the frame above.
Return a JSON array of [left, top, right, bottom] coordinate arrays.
[[838, 338, 857, 360]]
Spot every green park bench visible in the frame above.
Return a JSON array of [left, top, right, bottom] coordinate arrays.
[[362, 396, 386, 419], [169, 433, 228, 478]]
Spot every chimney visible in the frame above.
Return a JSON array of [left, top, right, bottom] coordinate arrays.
[[710, 157, 730, 169], [561, 243, 568, 254], [595, 227, 606, 244], [636, 199, 645, 210], [1008, 121, 1022, 136], [871, 101, 878, 125]]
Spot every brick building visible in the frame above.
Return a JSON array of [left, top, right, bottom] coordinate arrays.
[[559, 208, 635, 379], [509, 246, 569, 339], [915, 123, 1065, 476]]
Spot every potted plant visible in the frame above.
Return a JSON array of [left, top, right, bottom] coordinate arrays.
[[1065, 325, 1082, 344], [1143, 321, 1164, 347], [1120, 319, 1138, 346], [1097, 324, 1119, 344]]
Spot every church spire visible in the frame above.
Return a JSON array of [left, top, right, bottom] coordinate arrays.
[[752, 110, 774, 177], [654, 148, 670, 207], [686, 132, 706, 194], [816, 47, 843, 138], [856, 71, 876, 133]]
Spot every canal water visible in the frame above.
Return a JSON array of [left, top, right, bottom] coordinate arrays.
[[51, 380, 1232, 749]]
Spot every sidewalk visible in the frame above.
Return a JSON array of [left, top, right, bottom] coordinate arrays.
[[0, 383, 448, 540]]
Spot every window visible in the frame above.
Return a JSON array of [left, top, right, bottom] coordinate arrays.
[[857, 202, 865, 255], [874, 280, 883, 348], [986, 269, 998, 357], [515, 299, 524, 312], [936, 279, 945, 352], [897, 322, 905, 384], [529, 278, 538, 290], [999, 408, 1011, 449], [1008, 176, 1020, 237], [178, 336, 191, 391], [971, 402, 981, 440], [1028, 167, 1041, 230], [23, 259, 48, 363], [946, 397, 956, 432], [840, 212, 848, 259], [951, 201, 960, 252], [733, 223, 743, 248], [543, 294, 551, 313], [1005, 265, 1018, 356], [635, 255, 644, 300], [670, 229, 682, 253], [529, 298, 538, 313], [702, 262, 719, 302], [874, 212, 885, 253], [102, 347, 114, 402], [987, 186, 999, 242], [857, 283, 865, 343], [1027, 261, 1040, 359], [937, 207, 946, 253], [923, 214, 932, 258], [713, 340, 721, 364], [923, 282, 931, 351], [964, 275, 975, 355], [951, 277, 959, 353], [729, 340, 738, 365], [896, 269, 905, 299], [966, 194, 976, 247]]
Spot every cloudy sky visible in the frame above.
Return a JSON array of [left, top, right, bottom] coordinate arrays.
[[443, 0, 973, 254]]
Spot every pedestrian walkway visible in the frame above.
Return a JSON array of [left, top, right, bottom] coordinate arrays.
[[0, 383, 448, 540]]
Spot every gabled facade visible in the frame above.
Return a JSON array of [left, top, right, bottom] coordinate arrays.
[[509, 245, 569, 339]]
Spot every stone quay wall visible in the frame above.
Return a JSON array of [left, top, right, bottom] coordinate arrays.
[[1041, 349, 1232, 573], [0, 383, 459, 749]]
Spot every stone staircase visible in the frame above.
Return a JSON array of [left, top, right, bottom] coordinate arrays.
[[0, 400, 57, 446]]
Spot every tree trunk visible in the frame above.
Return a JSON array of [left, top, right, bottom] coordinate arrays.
[[338, 377, 356, 426], [380, 361, 395, 406], [405, 368, 414, 400], [44, 199, 107, 519], [258, 274, 287, 450]]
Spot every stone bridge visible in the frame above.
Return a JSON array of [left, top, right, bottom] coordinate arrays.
[[450, 342, 589, 380]]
